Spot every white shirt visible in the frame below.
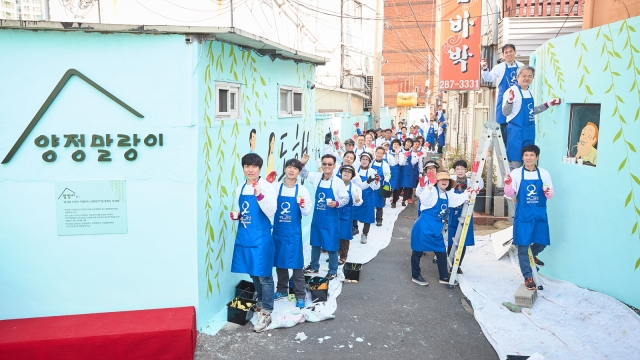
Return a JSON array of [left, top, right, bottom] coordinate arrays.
[[502, 85, 533, 123], [387, 150, 407, 166], [354, 146, 367, 157], [507, 166, 553, 199], [482, 61, 525, 87], [416, 184, 469, 212], [271, 181, 312, 217], [234, 178, 278, 218], [344, 181, 363, 207], [301, 171, 350, 208], [356, 167, 381, 191], [371, 159, 392, 184]]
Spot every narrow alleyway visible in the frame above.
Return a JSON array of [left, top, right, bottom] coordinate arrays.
[[194, 206, 498, 360]]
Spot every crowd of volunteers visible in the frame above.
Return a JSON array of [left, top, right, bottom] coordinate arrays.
[[228, 44, 558, 332]]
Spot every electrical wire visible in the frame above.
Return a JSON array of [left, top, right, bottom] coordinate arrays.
[[134, 0, 244, 23], [554, 1, 579, 38], [407, 0, 439, 64], [160, 0, 231, 12]]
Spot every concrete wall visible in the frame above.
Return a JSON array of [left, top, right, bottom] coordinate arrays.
[[531, 17, 640, 308], [0, 30, 199, 320]]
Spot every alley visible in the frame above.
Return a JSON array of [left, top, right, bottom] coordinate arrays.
[[194, 206, 498, 360]]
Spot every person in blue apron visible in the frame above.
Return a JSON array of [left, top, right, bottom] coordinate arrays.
[[337, 165, 363, 264], [271, 159, 312, 309], [417, 160, 439, 218], [447, 160, 485, 274], [300, 153, 350, 281], [503, 145, 554, 290], [411, 171, 474, 286], [229, 153, 278, 332], [396, 138, 417, 206], [410, 140, 425, 203], [437, 121, 446, 154], [388, 139, 406, 208], [502, 65, 562, 170], [372, 147, 391, 227], [481, 44, 525, 144], [425, 119, 436, 152], [352, 152, 380, 244]]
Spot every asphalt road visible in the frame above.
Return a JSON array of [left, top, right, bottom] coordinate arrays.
[[194, 206, 499, 360]]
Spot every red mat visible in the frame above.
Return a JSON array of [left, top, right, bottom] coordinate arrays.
[[0, 306, 196, 360]]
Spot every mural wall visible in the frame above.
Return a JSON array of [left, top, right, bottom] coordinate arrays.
[[196, 41, 330, 329], [531, 17, 640, 308]]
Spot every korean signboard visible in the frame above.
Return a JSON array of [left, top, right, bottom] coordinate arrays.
[[439, 0, 481, 91]]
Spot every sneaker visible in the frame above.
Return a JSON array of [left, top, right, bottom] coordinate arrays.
[[439, 277, 458, 286], [296, 299, 305, 309], [524, 277, 536, 290], [325, 273, 337, 281], [360, 234, 367, 244], [402, 201, 406, 206], [352, 227, 359, 236], [533, 256, 545, 267], [254, 301, 263, 312], [391, 202, 396, 209], [303, 265, 318, 275], [253, 310, 271, 333], [407, 199, 413, 205], [274, 292, 288, 301], [412, 276, 428, 286], [376, 221, 382, 227]]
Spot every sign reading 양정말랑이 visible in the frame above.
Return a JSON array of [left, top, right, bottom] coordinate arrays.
[[34, 133, 164, 162], [439, 0, 481, 91]]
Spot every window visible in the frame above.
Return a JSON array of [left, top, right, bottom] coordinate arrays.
[[215, 82, 241, 119], [567, 104, 601, 167], [279, 86, 303, 117]]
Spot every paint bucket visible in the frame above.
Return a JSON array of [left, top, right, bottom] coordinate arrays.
[[569, 157, 576, 164], [563, 156, 568, 163], [234, 280, 257, 300], [577, 159, 583, 165], [226, 297, 256, 326], [307, 276, 329, 303], [343, 262, 363, 282]]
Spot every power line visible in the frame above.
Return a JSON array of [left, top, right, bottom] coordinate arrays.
[[407, 0, 439, 64], [554, 2, 579, 38]]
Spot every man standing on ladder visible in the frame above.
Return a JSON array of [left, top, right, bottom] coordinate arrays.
[[503, 145, 554, 291], [481, 44, 524, 143], [502, 66, 561, 170]]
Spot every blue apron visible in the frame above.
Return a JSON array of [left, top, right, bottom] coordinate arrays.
[[371, 161, 386, 208], [400, 151, 414, 188], [352, 168, 375, 223], [496, 63, 519, 125], [438, 123, 447, 147], [513, 168, 550, 246], [411, 153, 420, 186], [388, 151, 401, 190], [447, 179, 475, 247], [506, 85, 535, 162], [338, 183, 354, 240], [273, 183, 303, 269], [411, 187, 449, 252], [426, 126, 435, 144], [310, 179, 340, 251], [231, 183, 274, 277]]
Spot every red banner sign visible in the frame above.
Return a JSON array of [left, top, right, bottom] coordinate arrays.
[[438, 0, 481, 91]]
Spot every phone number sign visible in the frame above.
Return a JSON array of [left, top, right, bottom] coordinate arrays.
[[438, 0, 481, 91]]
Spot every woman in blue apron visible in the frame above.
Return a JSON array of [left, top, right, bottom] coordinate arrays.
[[388, 139, 404, 207], [437, 122, 446, 154], [230, 153, 278, 332], [504, 145, 553, 290], [352, 153, 379, 244], [411, 171, 471, 286], [426, 120, 436, 152], [372, 147, 390, 226], [399, 138, 415, 206], [337, 165, 361, 264], [447, 160, 484, 274], [417, 160, 439, 217]]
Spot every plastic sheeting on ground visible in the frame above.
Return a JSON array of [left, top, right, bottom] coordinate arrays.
[[256, 202, 407, 331], [459, 235, 640, 359]]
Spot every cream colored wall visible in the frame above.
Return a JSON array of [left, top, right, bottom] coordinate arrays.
[[583, 0, 640, 29]]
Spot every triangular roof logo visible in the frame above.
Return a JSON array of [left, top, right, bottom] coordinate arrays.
[[2, 69, 144, 164]]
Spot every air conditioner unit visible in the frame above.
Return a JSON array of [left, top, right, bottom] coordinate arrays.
[[364, 75, 373, 109]]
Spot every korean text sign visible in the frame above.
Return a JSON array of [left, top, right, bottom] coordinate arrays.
[[439, 0, 481, 91]]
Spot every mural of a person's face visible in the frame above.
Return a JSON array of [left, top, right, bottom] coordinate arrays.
[[579, 124, 598, 149], [249, 131, 257, 151], [269, 135, 275, 154]]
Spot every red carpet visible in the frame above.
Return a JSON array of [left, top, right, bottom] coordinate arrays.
[[0, 306, 197, 360]]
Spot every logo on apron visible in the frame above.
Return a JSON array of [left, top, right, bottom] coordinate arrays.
[[526, 184, 539, 204], [528, 103, 534, 121], [241, 200, 252, 226], [508, 71, 517, 86], [438, 203, 449, 220], [316, 192, 326, 210], [279, 201, 292, 223]]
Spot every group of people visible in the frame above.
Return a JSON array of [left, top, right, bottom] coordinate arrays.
[[229, 43, 559, 333]]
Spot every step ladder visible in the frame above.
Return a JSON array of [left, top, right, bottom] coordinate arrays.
[[445, 121, 543, 290]]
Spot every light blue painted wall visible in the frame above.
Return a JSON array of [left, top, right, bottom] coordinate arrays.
[[196, 41, 325, 328], [0, 30, 200, 319], [531, 17, 640, 308]]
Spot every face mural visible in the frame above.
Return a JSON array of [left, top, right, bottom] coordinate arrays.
[[249, 129, 257, 153]]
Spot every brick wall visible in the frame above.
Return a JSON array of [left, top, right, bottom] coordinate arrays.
[[383, 0, 437, 109]]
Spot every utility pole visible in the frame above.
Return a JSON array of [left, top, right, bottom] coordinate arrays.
[[371, 0, 383, 128], [340, 0, 344, 89]]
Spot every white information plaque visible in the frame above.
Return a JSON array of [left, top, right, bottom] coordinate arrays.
[[55, 180, 128, 236]]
